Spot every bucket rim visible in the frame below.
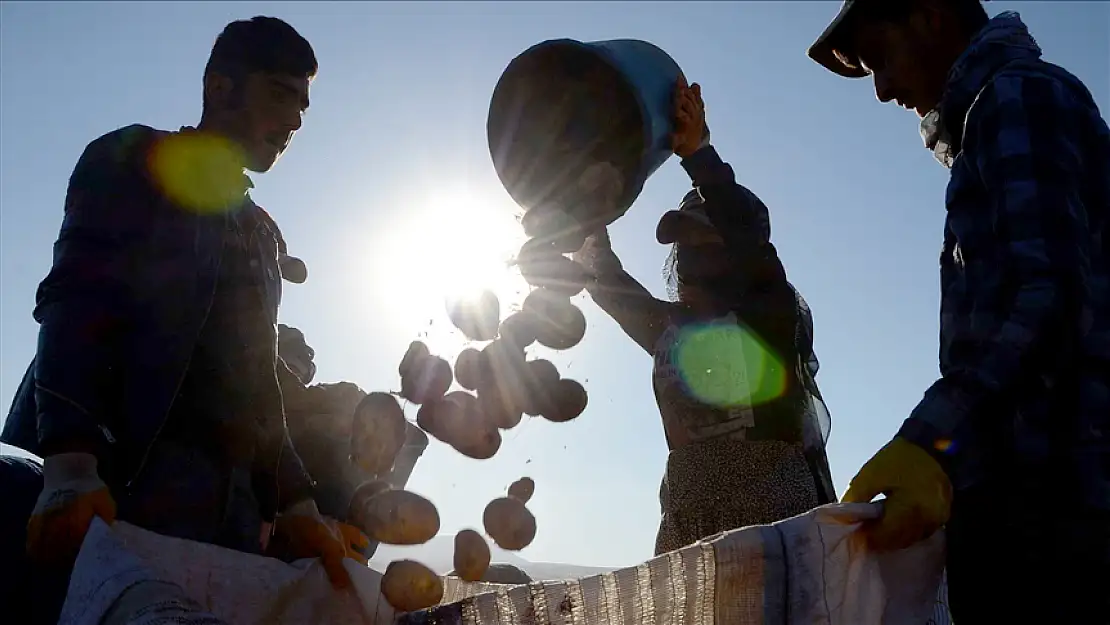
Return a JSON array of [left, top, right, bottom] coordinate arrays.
[[487, 37, 678, 220]]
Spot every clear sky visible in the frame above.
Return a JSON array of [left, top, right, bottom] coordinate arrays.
[[1, 2, 1107, 569]]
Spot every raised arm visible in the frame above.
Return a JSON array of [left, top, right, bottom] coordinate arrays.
[[574, 228, 674, 354]]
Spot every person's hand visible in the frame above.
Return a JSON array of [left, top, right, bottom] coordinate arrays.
[[27, 452, 117, 567], [841, 437, 953, 551], [274, 500, 369, 590], [671, 78, 709, 158], [332, 519, 371, 563], [572, 227, 622, 276]]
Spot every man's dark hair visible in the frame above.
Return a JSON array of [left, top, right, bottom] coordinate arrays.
[[203, 16, 317, 111]]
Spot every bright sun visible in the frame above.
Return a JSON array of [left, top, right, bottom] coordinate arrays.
[[366, 187, 530, 355]]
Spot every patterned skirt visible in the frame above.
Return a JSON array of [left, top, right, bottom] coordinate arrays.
[[654, 438, 819, 555]]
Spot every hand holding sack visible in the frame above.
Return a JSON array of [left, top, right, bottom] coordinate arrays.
[[27, 452, 117, 567], [274, 499, 369, 590], [841, 437, 953, 551]]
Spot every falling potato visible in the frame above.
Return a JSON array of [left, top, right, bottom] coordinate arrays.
[[454, 348, 485, 391], [508, 477, 535, 503], [480, 338, 527, 378], [477, 384, 523, 430], [416, 399, 449, 441], [347, 480, 392, 523], [399, 340, 431, 377], [521, 205, 576, 240], [351, 392, 408, 476], [352, 489, 440, 545], [400, 355, 453, 405], [519, 358, 561, 417], [517, 237, 561, 263], [498, 310, 540, 350], [478, 344, 534, 418], [483, 496, 537, 551], [518, 254, 588, 297], [435, 391, 502, 460], [523, 288, 587, 350], [446, 289, 501, 341], [454, 426, 502, 460], [381, 559, 444, 613], [452, 529, 491, 582], [541, 378, 589, 423]]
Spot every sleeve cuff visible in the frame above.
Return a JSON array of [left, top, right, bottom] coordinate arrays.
[[898, 378, 975, 462], [680, 145, 733, 186]]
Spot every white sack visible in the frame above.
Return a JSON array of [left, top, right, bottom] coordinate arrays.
[[59, 518, 396, 625], [60, 503, 947, 625], [413, 503, 947, 625]]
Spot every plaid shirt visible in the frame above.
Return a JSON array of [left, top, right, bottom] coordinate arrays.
[[897, 13, 1110, 508]]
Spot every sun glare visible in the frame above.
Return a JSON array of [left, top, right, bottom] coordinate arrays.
[[367, 188, 529, 356]]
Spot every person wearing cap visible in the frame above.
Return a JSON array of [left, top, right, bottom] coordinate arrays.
[[0, 16, 365, 593], [575, 80, 836, 555], [807, 1, 1110, 621]]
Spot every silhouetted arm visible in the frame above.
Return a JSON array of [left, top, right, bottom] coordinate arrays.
[[575, 229, 675, 354]]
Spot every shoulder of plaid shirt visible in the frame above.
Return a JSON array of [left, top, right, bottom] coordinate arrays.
[[897, 57, 1110, 505]]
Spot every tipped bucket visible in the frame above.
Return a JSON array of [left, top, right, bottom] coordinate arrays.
[[487, 39, 683, 241]]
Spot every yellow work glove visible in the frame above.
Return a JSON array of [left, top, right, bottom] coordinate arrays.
[[841, 437, 953, 552], [274, 500, 369, 590], [27, 452, 117, 567]]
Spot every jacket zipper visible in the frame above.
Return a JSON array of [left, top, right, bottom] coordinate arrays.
[[126, 218, 228, 490]]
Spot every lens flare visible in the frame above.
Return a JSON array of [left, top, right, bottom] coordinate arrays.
[[148, 132, 247, 214], [670, 322, 786, 408]]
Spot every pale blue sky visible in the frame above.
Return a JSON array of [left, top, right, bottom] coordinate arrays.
[[1, 2, 1107, 568]]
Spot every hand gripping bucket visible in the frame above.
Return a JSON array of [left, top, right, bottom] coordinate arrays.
[[486, 39, 683, 242]]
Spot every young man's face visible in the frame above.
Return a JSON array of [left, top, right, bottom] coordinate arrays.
[[210, 70, 311, 172], [241, 71, 310, 172], [850, 12, 952, 117]]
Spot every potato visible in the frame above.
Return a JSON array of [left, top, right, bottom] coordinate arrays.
[[353, 489, 440, 545], [399, 340, 431, 377], [498, 310, 539, 350], [541, 378, 589, 423], [347, 480, 392, 522], [381, 559, 443, 613], [520, 359, 561, 417], [453, 426, 502, 460], [517, 237, 561, 264], [454, 348, 485, 391], [434, 391, 479, 444], [415, 399, 449, 441], [481, 345, 534, 411], [483, 497, 537, 551], [400, 355, 452, 405], [446, 289, 500, 341], [523, 288, 587, 350], [433, 391, 502, 459], [351, 392, 407, 476], [477, 385, 523, 430], [518, 254, 588, 297], [452, 529, 491, 582], [280, 256, 309, 284], [521, 206, 574, 240], [480, 338, 527, 379], [508, 477, 535, 503]]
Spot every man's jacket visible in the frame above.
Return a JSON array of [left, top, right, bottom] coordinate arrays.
[[900, 12, 1110, 509], [1, 124, 313, 519]]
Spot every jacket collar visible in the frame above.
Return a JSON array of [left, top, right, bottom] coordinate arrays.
[[920, 11, 1042, 167]]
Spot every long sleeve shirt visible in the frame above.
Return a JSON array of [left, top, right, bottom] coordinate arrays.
[[898, 13, 1110, 508]]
